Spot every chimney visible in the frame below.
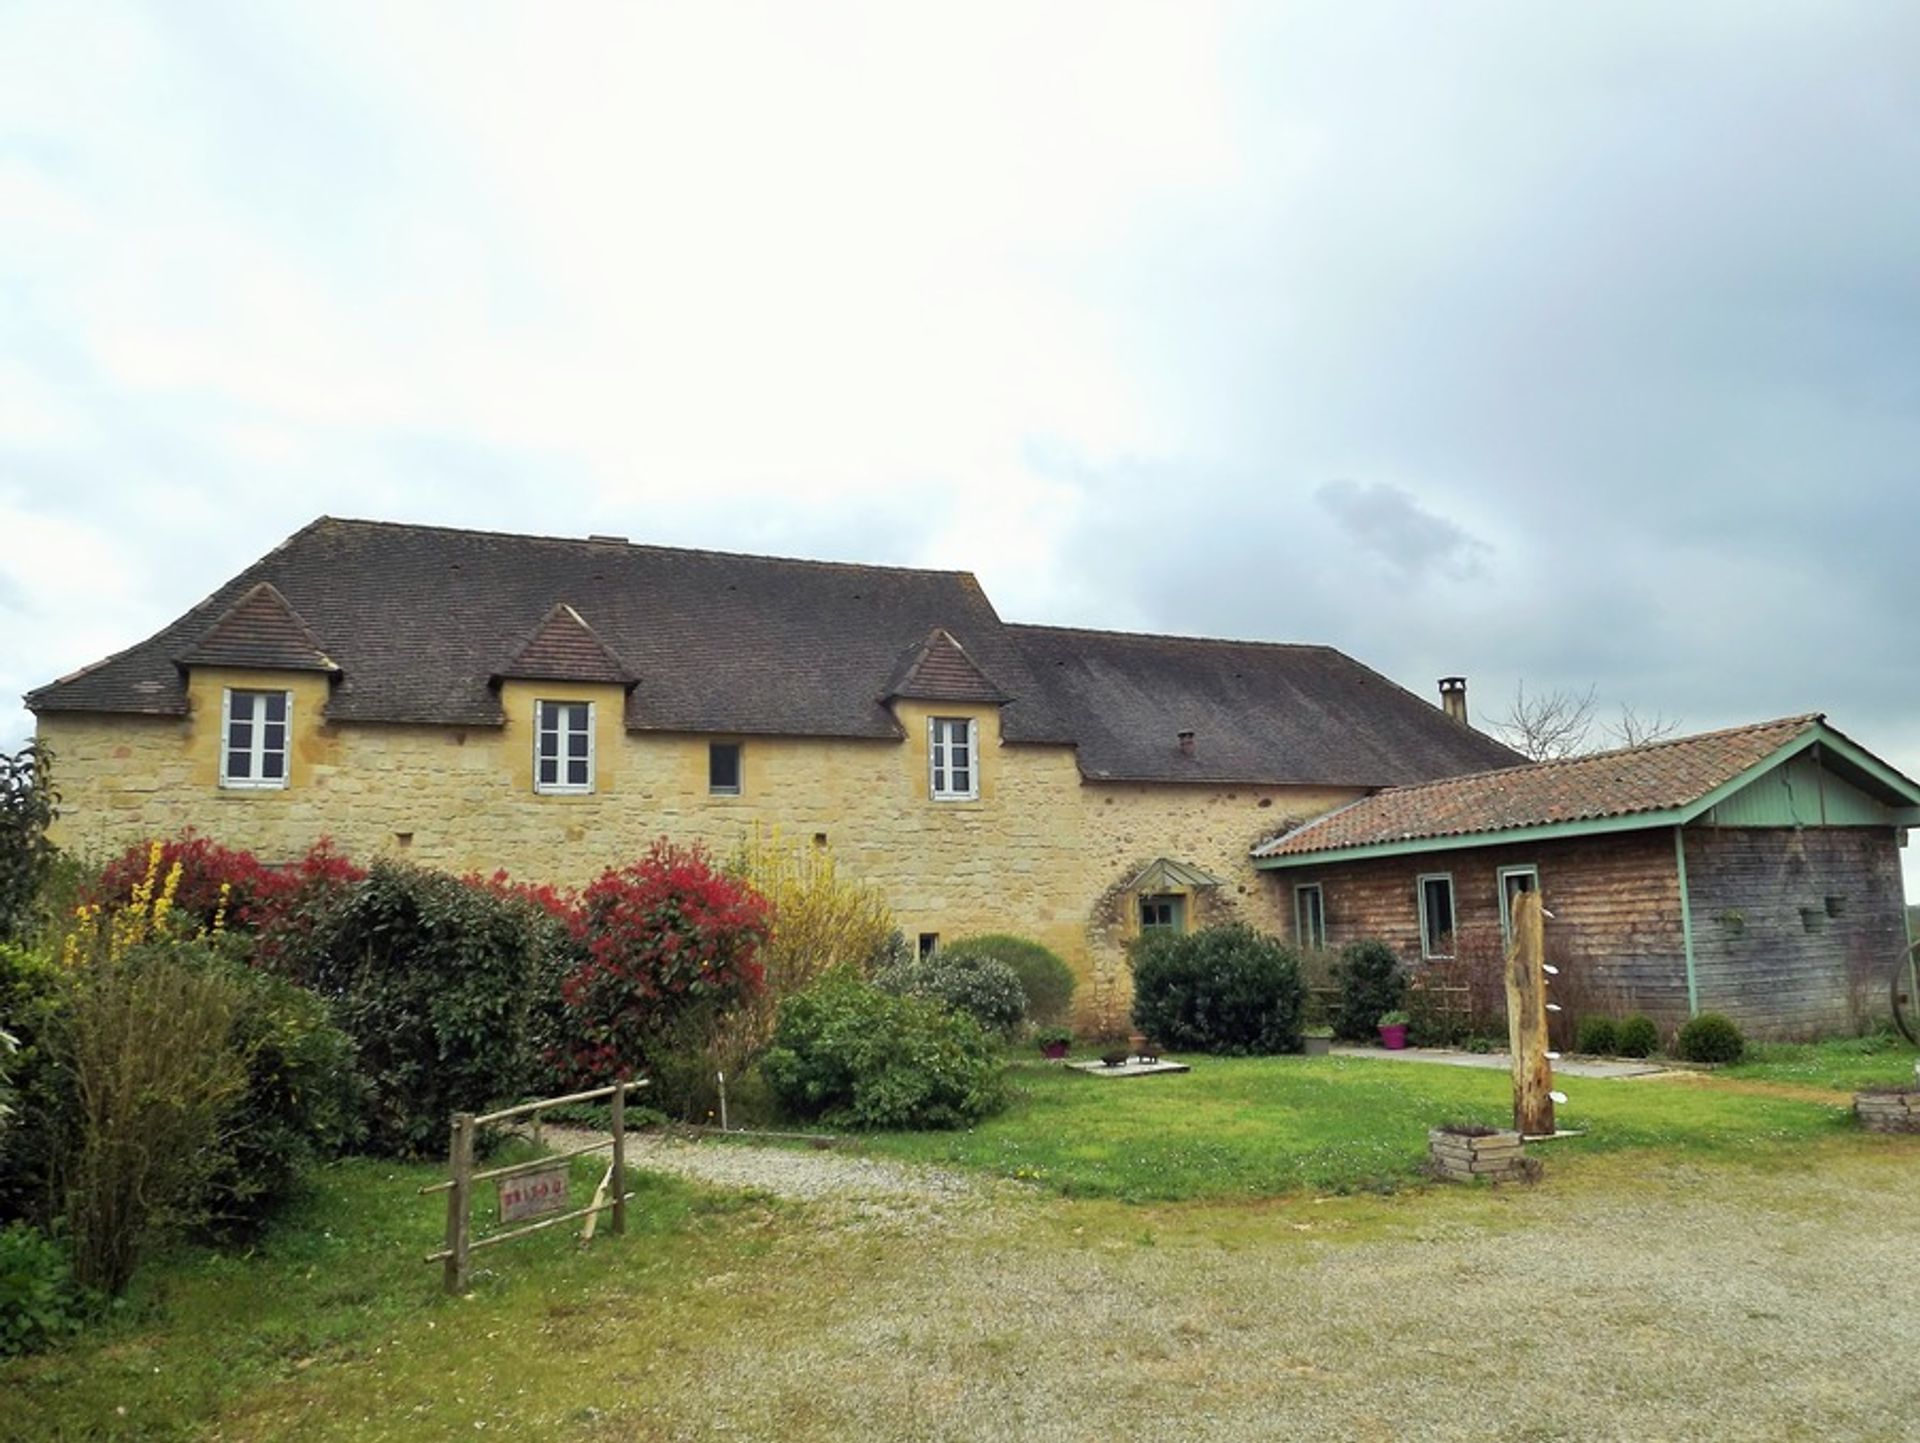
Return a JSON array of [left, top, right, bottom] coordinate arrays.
[[1176, 729, 1196, 756], [1438, 677, 1469, 726]]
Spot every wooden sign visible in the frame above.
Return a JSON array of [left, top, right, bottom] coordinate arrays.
[[498, 1165, 570, 1224]]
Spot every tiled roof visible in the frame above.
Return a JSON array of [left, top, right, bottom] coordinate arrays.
[[176, 582, 337, 674], [28, 516, 1524, 787], [1008, 624, 1523, 786], [884, 629, 1006, 704], [1254, 715, 1824, 859], [495, 604, 633, 686]]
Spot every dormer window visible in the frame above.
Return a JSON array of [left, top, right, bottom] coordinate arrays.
[[220, 688, 290, 790], [535, 700, 594, 794], [928, 716, 978, 801]]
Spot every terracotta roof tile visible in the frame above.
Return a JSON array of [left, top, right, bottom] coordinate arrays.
[[1254, 715, 1824, 858]]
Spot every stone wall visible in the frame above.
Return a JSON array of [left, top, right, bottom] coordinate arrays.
[[38, 669, 1360, 1034]]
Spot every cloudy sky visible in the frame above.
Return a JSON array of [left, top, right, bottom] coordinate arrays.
[[4, 3, 1917, 886]]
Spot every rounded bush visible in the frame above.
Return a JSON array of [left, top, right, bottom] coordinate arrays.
[[876, 950, 1027, 1036], [1615, 1014, 1660, 1059], [1675, 1012, 1745, 1064], [1128, 923, 1305, 1055], [761, 971, 1005, 1130], [945, 934, 1077, 1025], [1331, 939, 1407, 1043], [1574, 1016, 1620, 1056]]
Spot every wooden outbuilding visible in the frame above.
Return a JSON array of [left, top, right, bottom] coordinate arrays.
[[1254, 716, 1920, 1039]]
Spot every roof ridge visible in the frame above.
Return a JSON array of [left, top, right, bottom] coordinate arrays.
[[1007, 620, 1337, 654], [1358, 713, 1824, 801], [314, 515, 978, 581]]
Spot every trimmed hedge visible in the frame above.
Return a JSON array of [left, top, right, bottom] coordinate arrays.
[[1128, 923, 1305, 1055], [1330, 939, 1407, 1042], [761, 972, 1004, 1130], [1575, 1016, 1620, 1056], [1615, 1015, 1660, 1059], [1675, 1012, 1745, 1064]]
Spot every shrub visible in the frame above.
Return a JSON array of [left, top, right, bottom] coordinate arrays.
[[94, 834, 363, 940], [1675, 1012, 1745, 1064], [761, 971, 1004, 1130], [876, 949, 1028, 1036], [0, 944, 72, 1224], [725, 829, 895, 1047], [563, 842, 771, 1094], [1575, 1016, 1620, 1056], [1330, 939, 1407, 1042], [1616, 1014, 1660, 1059], [59, 939, 251, 1294], [282, 860, 552, 1157], [944, 934, 1076, 1025], [0, 744, 58, 946], [0, 1223, 86, 1357], [201, 959, 364, 1234], [1128, 923, 1305, 1055]]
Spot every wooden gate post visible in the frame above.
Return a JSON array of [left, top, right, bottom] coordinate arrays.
[[1505, 891, 1556, 1137], [444, 1111, 476, 1295], [609, 1084, 627, 1238]]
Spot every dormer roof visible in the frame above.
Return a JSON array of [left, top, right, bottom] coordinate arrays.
[[884, 628, 1008, 705], [176, 582, 338, 675], [494, 603, 634, 687]]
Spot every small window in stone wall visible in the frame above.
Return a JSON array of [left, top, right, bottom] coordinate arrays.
[[1140, 894, 1185, 934], [917, 932, 939, 958], [534, 700, 594, 794], [709, 742, 742, 795], [221, 688, 291, 790]]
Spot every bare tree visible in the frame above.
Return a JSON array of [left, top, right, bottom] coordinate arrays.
[[1603, 703, 1681, 749], [1489, 683, 1682, 761], [1488, 682, 1596, 761]]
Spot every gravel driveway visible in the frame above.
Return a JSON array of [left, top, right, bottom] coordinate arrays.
[[532, 1124, 998, 1228]]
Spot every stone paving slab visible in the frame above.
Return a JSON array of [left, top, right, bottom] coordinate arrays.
[[1068, 1057, 1193, 1078], [1329, 1043, 1666, 1079]]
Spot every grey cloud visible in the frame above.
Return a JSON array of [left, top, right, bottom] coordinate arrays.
[[1313, 480, 1489, 580]]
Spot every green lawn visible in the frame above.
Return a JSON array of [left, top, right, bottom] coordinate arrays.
[[1717, 1030, 1920, 1092], [852, 1053, 1858, 1201]]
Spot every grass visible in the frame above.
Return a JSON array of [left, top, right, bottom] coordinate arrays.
[[853, 1054, 1856, 1201], [1716, 1030, 1919, 1092], [0, 1146, 773, 1442]]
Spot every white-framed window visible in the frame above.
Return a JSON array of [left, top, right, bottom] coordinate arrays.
[[928, 716, 978, 801], [1417, 873, 1456, 960], [1498, 864, 1540, 945], [534, 700, 595, 794], [220, 688, 292, 789], [1295, 883, 1326, 949]]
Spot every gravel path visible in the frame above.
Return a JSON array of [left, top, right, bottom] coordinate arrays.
[[532, 1124, 995, 1228]]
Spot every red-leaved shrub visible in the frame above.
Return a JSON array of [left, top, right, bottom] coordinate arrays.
[[562, 841, 771, 1083], [93, 833, 364, 938]]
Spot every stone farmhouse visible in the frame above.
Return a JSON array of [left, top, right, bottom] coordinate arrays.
[[28, 516, 1518, 1029]]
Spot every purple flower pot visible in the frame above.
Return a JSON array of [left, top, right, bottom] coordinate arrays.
[[1378, 1023, 1409, 1051], [1040, 1042, 1069, 1060]]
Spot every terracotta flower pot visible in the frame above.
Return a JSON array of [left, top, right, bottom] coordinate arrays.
[[1378, 1023, 1409, 1050]]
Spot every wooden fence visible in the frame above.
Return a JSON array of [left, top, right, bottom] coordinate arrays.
[[422, 1078, 648, 1294]]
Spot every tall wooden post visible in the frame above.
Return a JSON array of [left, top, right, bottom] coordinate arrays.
[[444, 1111, 475, 1295], [609, 1084, 627, 1238], [1505, 891, 1556, 1137]]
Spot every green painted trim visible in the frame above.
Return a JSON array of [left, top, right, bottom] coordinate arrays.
[[1803, 726, 1920, 806], [1670, 731, 1823, 825], [1254, 808, 1689, 869], [1674, 825, 1699, 1018]]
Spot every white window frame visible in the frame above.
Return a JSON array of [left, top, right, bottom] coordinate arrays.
[[1417, 872, 1457, 960], [1498, 864, 1541, 946], [1295, 882, 1326, 949], [219, 687, 292, 791], [928, 716, 978, 801], [533, 699, 596, 795]]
